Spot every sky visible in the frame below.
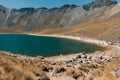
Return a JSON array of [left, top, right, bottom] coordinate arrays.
[[0, 0, 120, 9]]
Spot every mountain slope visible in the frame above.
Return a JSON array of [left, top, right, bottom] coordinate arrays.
[[103, 4, 120, 19], [35, 3, 120, 42], [0, 0, 120, 42], [0, 0, 118, 29]]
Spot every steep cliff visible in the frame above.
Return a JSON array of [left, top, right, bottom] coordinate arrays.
[[0, 5, 11, 27]]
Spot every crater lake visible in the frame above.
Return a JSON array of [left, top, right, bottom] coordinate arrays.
[[0, 34, 105, 57]]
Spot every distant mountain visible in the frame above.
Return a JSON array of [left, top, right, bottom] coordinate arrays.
[[0, 0, 119, 32]]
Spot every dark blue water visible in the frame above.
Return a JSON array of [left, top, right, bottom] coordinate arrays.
[[0, 34, 105, 57]]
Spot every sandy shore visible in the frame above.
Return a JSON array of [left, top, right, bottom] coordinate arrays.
[[25, 33, 120, 58], [28, 33, 109, 46], [0, 33, 109, 46], [15, 33, 118, 62]]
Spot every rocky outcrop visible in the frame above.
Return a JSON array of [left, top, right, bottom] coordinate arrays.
[[0, 5, 10, 27], [83, 0, 117, 10]]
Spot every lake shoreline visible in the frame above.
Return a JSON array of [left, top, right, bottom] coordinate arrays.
[[28, 33, 109, 46], [0, 33, 120, 80], [0, 33, 110, 46], [0, 33, 119, 58], [26, 33, 120, 61], [0, 33, 106, 57]]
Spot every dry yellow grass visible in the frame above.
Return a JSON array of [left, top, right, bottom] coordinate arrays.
[[35, 17, 120, 43], [0, 51, 119, 80]]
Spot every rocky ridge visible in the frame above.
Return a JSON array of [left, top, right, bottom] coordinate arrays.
[[83, 0, 117, 10], [0, 0, 118, 31]]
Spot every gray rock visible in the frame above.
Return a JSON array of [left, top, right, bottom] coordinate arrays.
[[115, 70, 120, 77], [83, 0, 117, 10], [0, 5, 11, 27], [0, 0, 118, 31], [76, 53, 83, 59], [36, 56, 44, 59], [87, 56, 92, 61]]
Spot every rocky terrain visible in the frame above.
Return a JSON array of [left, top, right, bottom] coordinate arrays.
[[0, 0, 120, 42], [0, 0, 118, 29], [0, 0, 120, 80], [0, 47, 120, 80]]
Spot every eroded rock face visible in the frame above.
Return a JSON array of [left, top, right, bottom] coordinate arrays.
[[0, 0, 118, 31], [5, 5, 85, 31], [83, 0, 117, 10], [0, 5, 10, 27]]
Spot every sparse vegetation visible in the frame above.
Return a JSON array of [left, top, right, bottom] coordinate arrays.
[[0, 42, 119, 80], [54, 67, 66, 73], [0, 0, 120, 80]]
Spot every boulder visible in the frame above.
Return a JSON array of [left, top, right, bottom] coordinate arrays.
[[115, 70, 120, 77]]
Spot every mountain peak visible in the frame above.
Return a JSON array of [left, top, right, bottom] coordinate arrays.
[[60, 4, 78, 9], [83, 0, 118, 10]]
